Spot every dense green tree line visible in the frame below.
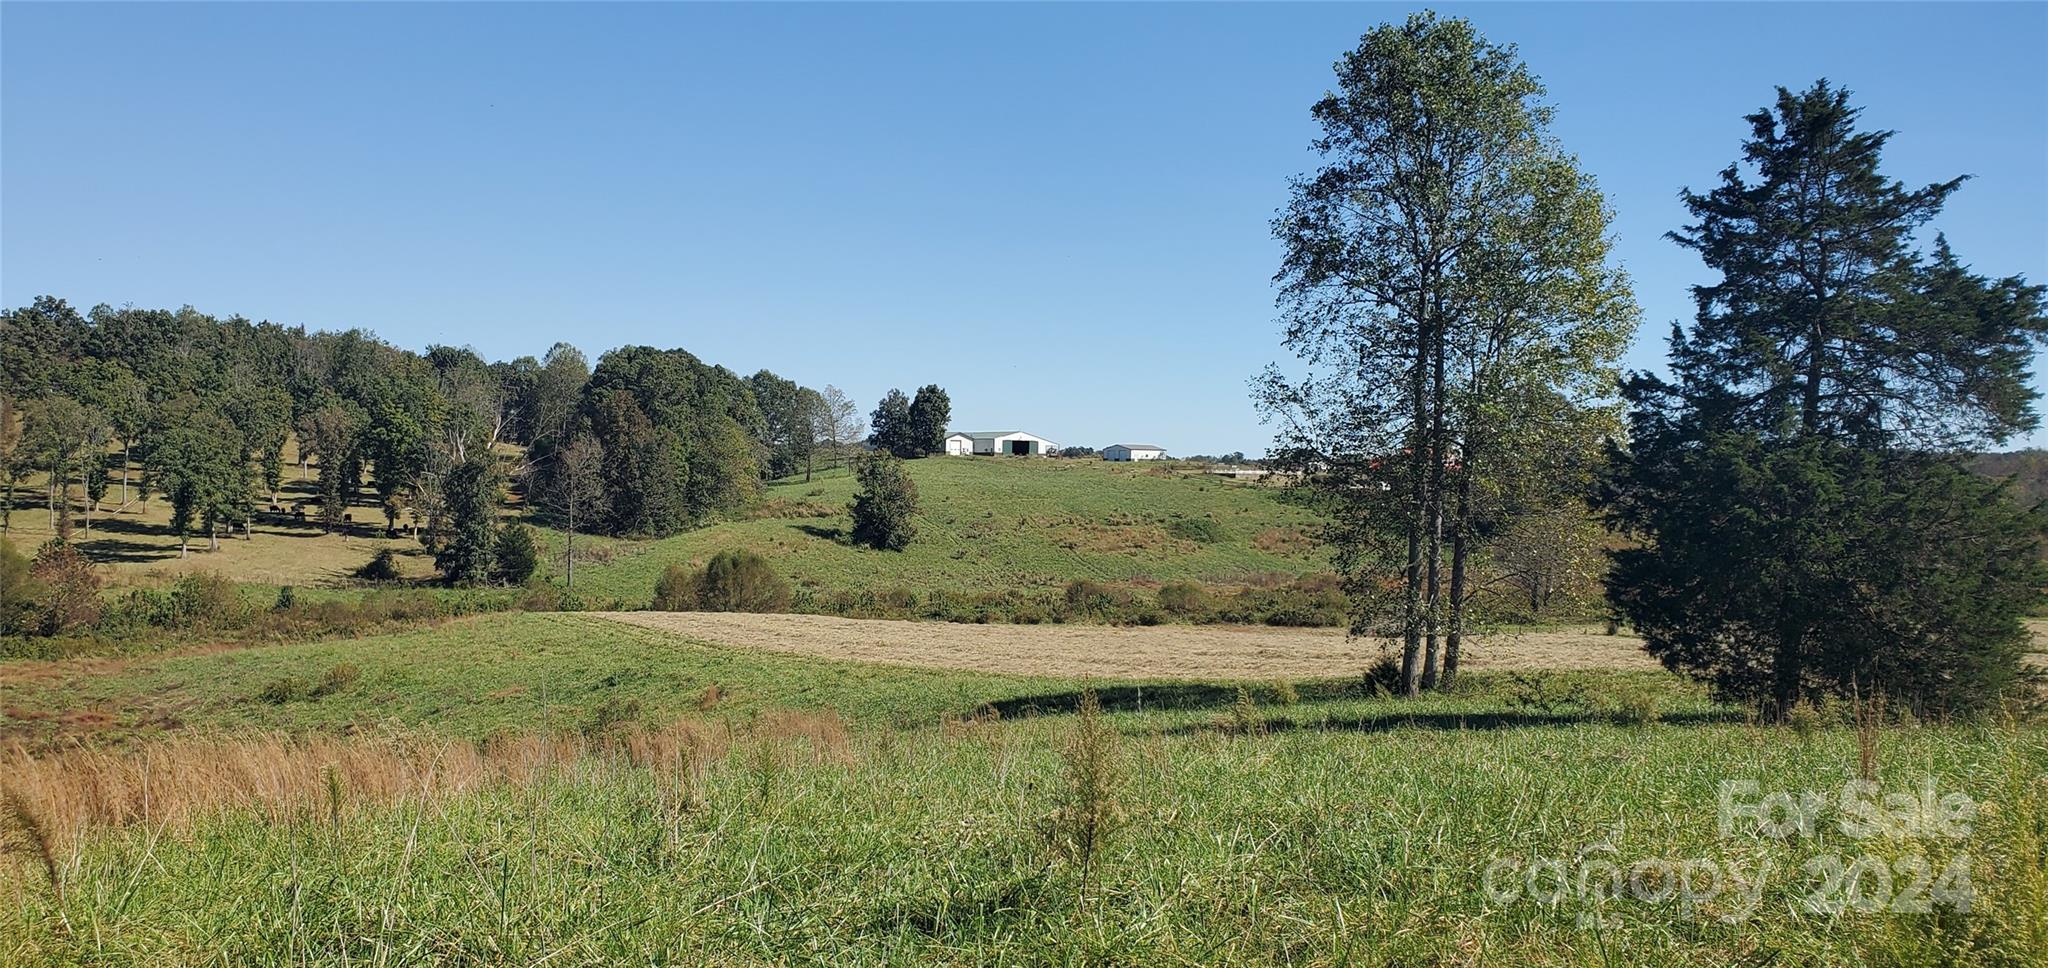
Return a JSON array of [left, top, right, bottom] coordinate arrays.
[[0, 302, 934, 584]]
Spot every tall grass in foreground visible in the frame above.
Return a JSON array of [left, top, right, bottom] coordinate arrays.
[[2, 708, 2043, 966]]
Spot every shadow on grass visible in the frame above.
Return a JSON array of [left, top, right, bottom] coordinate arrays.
[[975, 682, 1744, 733], [982, 681, 1355, 718], [795, 524, 846, 542], [1163, 707, 1745, 735]]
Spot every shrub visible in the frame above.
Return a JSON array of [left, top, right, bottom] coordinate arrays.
[[166, 572, 242, 626], [582, 696, 644, 739], [1269, 678, 1300, 707], [1600, 684, 1660, 726], [0, 539, 41, 635], [652, 551, 791, 613], [1165, 516, 1226, 544], [493, 524, 539, 585], [311, 663, 360, 698], [1042, 689, 1120, 893], [651, 564, 696, 610], [1063, 579, 1120, 617], [356, 549, 402, 583], [1156, 582, 1210, 617], [259, 675, 308, 704], [695, 550, 791, 613], [273, 585, 297, 611], [1229, 685, 1264, 735], [1363, 654, 1403, 696], [28, 541, 100, 636]]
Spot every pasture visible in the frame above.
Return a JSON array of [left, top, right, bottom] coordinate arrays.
[[3, 612, 2043, 966]]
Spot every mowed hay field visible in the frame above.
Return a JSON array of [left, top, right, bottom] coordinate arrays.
[[2, 612, 2045, 965], [537, 457, 1328, 604], [597, 611, 1664, 678]]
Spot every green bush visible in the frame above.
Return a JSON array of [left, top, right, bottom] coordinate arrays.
[[1156, 582, 1210, 616], [273, 585, 297, 611], [652, 551, 791, 613], [0, 539, 40, 636], [260, 675, 308, 704], [166, 572, 243, 626], [312, 663, 361, 698], [357, 549, 403, 583], [494, 523, 540, 585], [1166, 516, 1226, 544], [697, 550, 791, 612], [25, 541, 102, 636]]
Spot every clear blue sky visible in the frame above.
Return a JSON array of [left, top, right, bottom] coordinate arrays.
[[5, 3, 2045, 455]]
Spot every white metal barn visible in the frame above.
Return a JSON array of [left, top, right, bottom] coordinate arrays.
[[1103, 443, 1167, 461], [949, 430, 1059, 456]]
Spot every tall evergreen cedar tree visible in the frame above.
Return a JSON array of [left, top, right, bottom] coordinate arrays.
[[908, 385, 952, 457], [1601, 82, 2048, 718], [849, 452, 919, 550], [1263, 13, 1637, 695], [436, 454, 501, 586]]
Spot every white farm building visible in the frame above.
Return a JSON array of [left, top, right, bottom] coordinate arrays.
[[1103, 443, 1167, 461], [944, 430, 1058, 456]]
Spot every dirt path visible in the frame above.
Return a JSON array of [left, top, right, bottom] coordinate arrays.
[[593, 612, 1667, 680]]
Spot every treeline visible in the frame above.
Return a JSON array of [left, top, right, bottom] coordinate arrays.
[[1265, 14, 2048, 718], [0, 301, 951, 581]]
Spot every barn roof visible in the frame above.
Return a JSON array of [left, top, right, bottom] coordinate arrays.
[[956, 430, 1046, 440], [1110, 443, 1165, 450]]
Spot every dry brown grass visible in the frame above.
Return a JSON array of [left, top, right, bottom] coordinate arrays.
[[594, 611, 1666, 679], [0, 719, 741, 852]]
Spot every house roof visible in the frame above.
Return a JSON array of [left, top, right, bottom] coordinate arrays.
[[1110, 443, 1166, 451]]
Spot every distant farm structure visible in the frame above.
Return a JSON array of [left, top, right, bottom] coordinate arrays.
[[943, 430, 1058, 456], [1103, 443, 1167, 461]]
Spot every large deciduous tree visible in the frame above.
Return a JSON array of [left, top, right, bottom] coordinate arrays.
[[1261, 13, 1636, 694], [818, 385, 865, 469], [868, 389, 916, 459], [147, 404, 248, 556], [907, 385, 952, 458], [1601, 82, 2048, 718]]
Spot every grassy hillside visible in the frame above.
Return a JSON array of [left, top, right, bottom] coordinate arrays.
[[1, 438, 432, 589], [6, 454, 1320, 608], [4, 613, 2042, 965], [537, 457, 1327, 606], [0, 613, 1061, 746]]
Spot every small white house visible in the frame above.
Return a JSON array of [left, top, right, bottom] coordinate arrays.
[[950, 430, 1058, 456], [1103, 443, 1167, 461]]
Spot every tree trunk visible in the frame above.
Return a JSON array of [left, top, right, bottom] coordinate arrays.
[[1420, 317, 1449, 692], [1773, 629, 1804, 722], [1401, 340, 1428, 697], [1444, 462, 1473, 686], [209, 523, 220, 552], [120, 439, 131, 505]]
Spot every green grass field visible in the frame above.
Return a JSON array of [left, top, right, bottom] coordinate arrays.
[[533, 457, 1328, 606], [4, 613, 2043, 965], [7, 455, 1323, 608]]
